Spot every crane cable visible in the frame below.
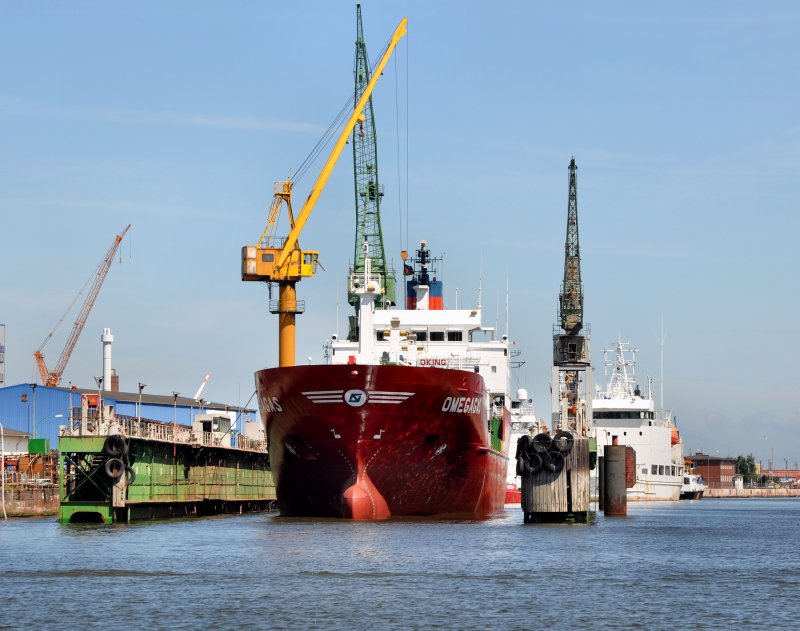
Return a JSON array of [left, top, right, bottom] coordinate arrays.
[[393, 34, 409, 255], [36, 263, 98, 354], [291, 34, 397, 188]]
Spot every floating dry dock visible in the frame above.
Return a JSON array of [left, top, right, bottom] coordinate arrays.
[[59, 401, 275, 524]]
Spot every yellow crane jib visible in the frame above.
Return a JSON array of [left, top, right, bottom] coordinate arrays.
[[242, 17, 408, 367]]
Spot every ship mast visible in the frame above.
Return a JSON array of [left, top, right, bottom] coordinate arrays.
[[348, 3, 396, 340], [551, 157, 592, 435]]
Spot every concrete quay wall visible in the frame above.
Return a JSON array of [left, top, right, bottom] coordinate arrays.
[[705, 487, 800, 498], [2, 485, 59, 517]]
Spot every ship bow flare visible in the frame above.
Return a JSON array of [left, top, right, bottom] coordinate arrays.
[[257, 364, 509, 519]]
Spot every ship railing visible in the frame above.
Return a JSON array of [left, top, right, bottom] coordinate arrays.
[[442, 355, 483, 372], [349, 271, 383, 292], [552, 323, 592, 336], [63, 412, 267, 452], [236, 435, 267, 452]]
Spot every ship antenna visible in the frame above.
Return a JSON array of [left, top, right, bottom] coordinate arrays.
[[505, 269, 510, 338], [659, 317, 666, 418], [336, 279, 340, 338], [477, 250, 483, 309]]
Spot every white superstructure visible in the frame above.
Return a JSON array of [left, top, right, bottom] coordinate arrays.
[[326, 241, 511, 409], [680, 460, 705, 500], [591, 340, 683, 501]]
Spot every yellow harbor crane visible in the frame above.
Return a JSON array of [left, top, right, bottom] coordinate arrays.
[[242, 16, 408, 367]]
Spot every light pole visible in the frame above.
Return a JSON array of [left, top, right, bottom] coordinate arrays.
[[172, 392, 179, 456], [138, 383, 146, 431], [29, 384, 37, 438], [94, 376, 103, 427], [1, 421, 7, 520], [172, 392, 179, 424], [35, 414, 64, 442]]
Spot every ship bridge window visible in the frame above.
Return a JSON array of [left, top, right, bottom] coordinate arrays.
[[596, 412, 638, 420], [659, 466, 665, 475], [413, 331, 427, 342], [651, 465, 657, 475], [430, 331, 445, 342], [447, 331, 462, 342], [642, 468, 648, 475]]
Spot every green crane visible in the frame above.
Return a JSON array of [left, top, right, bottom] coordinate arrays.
[[348, 3, 396, 339], [559, 157, 583, 334], [551, 156, 591, 435]]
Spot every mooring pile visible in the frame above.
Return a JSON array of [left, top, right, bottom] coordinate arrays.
[[516, 430, 590, 523]]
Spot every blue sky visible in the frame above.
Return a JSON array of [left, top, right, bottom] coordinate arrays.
[[1, 1, 798, 467]]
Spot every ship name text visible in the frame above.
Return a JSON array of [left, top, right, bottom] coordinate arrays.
[[418, 358, 448, 367], [441, 396, 482, 414], [260, 395, 282, 413]]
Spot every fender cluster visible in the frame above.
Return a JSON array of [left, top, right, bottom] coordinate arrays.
[[515, 431, 574, 475]]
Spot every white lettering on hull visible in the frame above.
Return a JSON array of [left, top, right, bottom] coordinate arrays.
[[418, 358, 448, 367], [441, 396, 482, 414], [260, 395, 282, 413]]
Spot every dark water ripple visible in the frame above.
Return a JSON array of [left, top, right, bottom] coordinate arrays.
[[0, 499, 798, 630]]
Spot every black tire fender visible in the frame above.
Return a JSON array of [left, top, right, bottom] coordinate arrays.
[[125, 466, 137, 486], [104, 457, 125, 480], [530, 433, 552, 454], [551, 430, 575, 454], [515, 434, 532, 459], [543, 451, 565, 473], [103, 434, 127, 458], [528, 451, 544, 475]]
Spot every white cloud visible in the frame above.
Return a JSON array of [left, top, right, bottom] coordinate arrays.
[[0, 97, 324, 134]]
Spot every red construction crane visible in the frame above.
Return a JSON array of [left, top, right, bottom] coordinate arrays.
[[34, 224, 131, 386]]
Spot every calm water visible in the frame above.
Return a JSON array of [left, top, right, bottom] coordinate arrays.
[[1, 499, 798, 630]]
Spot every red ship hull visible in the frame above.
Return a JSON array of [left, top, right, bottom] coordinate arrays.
[[255, 364, 510, 519]]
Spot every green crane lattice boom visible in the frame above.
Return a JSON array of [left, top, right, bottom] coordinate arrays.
[[348, 3, 396, 338], [559, 157, 583, 334], [552, 157, 591, 435]]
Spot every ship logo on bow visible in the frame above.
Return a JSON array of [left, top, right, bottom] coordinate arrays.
[[302, 389, 415, 406]]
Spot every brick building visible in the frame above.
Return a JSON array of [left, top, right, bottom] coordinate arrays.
[[690, 452, 736, 489]]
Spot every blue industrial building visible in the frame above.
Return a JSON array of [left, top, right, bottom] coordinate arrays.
[[0, 383, 257, 448]]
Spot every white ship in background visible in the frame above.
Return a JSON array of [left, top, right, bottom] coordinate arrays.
[[591, 340, 683, 501], [505, 389, 548, 503]]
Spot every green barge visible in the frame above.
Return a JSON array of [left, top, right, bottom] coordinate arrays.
[[59, 404, 274, 524]]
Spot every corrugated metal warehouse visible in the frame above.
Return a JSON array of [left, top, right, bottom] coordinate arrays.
[[0, 383, 258, 449]]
